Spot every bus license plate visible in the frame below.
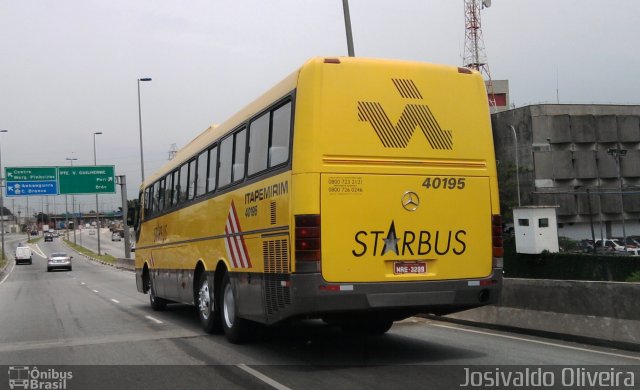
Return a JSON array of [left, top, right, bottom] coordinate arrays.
[[394, 262, 426, 275]]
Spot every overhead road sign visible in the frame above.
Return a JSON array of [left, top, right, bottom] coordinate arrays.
[[4, 165, 116, 196], [5, 167, 57, 182], [58, 165, 116, 195], [6, 181, 58, 196], [5, 167, 58, 197]]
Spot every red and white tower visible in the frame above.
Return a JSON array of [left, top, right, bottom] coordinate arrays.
[[463, 0, 497, 109]]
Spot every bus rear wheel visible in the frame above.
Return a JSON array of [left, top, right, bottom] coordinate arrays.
[[220, 272, 252, 344], [197, 272, 221, 334]]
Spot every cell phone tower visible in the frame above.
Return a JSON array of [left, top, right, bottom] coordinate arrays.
[[463, 0, 496, 109]]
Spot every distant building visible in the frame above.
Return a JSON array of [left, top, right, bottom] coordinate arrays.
[[486, 80, 510, 112], [491, 104, 640, 240]]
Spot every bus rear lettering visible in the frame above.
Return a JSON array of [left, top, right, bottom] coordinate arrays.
[[351, 224, 467, 257]]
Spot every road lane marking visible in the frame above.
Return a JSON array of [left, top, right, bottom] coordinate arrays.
[[80, 282, 86, 285], [31, 244, 47, 258], [111, 299, 120, 304], [145, 315, 163, 324], [92, 289, 99, 293], [428, 322, 640, 361], [0, 261, 16, 285], [236, 364, 291, 390]]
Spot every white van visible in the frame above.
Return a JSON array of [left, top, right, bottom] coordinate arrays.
[[15, 246, 32, 265]]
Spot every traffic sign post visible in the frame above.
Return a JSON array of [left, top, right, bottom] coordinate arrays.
[[58, 166, 116, 195]]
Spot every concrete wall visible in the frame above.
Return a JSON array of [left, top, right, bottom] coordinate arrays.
[[447, 278, 640, 346]]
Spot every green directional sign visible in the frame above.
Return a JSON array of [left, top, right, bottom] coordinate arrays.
[[5, 167, 57, 182], [58, 165, 116, 195]]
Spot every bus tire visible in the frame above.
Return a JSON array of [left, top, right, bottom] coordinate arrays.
[[149, 276, 167, 311], [220, 272, 252, 344], [197, 272, 222, 334]]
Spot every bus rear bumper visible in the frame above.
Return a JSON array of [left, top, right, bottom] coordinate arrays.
[[274, 269, 503, 322]]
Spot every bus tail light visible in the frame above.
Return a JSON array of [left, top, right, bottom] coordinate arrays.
[[492, 214, 504, 263], [295, 214, 321, 272]]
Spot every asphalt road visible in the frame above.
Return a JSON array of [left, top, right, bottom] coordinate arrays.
[[1, 234, 639, 389]]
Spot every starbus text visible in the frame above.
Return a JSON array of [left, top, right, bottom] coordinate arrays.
[[352, 228, 467, 257]]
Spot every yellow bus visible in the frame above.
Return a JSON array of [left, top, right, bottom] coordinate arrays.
[[133, 57, 503, 343]]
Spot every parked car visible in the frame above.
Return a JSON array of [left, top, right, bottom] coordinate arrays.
[[111, 233, 121, 242], [47, 252, 73, 272], [15, 246, 32, 265], [594, 239, 625, 252], [44, 233, 54, 242]]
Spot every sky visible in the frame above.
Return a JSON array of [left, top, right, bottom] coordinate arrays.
[[1, 0, 638, 217]]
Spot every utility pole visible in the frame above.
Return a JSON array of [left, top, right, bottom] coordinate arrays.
[[608, 144, 627, 248], [116, 176, 132, 259]]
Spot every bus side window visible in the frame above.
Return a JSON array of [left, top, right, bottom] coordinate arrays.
[[248, 112, 269, 176], [233, 128, 246, 182], [164, 172, 173, 210], [179, 163, 189, 203], [196, 150, 208, 197], [171, 170, 179, 207], [207, 145, 218, 192], [270, 102, 291, 167], [188, 159, 196, 200], [218, 136, 233, 187]]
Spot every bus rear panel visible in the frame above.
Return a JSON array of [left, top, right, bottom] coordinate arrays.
[[285, 57, 502, 322]]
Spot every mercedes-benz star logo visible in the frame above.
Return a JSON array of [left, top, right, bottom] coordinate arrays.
[[401, 191, 420, 211]]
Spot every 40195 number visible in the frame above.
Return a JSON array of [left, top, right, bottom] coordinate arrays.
[[422, 177, 466, 190]]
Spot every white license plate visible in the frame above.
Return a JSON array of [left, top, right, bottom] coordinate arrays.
[[394, 261, 426, 275]]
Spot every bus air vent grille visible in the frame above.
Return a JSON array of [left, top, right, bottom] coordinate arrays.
[[263, 239, 291, 315], [263, 239, 289, 274], [264, 274, 291, 315], [270, 201, 277, 225]]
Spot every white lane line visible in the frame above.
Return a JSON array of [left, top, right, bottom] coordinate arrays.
[[236, 364, 291, 390], [80, 282, 86, 285], [92, 289, 99, 293], [145, 316, 163, 324], [111, 299, 120, 304], [428, 322, 640, 361], [0, 261, 16, 285], [31, 244, 47, 258]]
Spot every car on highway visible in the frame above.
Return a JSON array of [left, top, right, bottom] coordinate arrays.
[[44, 233, 54, 242], [15, 246, 32, 265], [111, 232, 121, 241], [47, 252, 73, 272]]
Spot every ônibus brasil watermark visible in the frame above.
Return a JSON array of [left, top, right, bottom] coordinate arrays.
[[461, 367, 635, 388], [8, 366, 73, 390]]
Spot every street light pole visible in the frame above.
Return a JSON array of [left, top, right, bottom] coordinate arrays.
[[93, 131, 103, 255], [0, 129, 8, 260], [137, 77, 152, 184], [66, 157, 78, 244], [342, 0, 355, 57], [509, 125, 521, 206]]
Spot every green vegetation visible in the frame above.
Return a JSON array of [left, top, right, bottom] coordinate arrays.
[[64, 239, 116, 264], [626, 271, 640, 283], [503, 238, 640, 282], [27, 236, 42, 244]]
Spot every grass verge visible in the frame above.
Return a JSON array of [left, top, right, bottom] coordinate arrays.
[[64, 239, 116, 264]]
